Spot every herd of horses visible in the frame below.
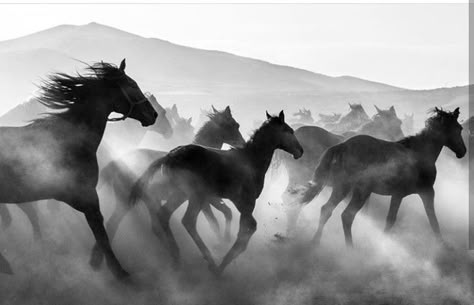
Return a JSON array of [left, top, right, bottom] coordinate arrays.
[[0, 59, 467, 281]]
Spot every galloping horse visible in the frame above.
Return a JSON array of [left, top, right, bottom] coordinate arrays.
[[280, 105, 404, 234], [129, 111, 303, 274], [0, 59, 157, 279], [90, 106, 245, 268], [0, 92, 172, 237], [299, 107, 466, 246]]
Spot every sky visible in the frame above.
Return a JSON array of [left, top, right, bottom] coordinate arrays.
[[0, 1, 469, 89]]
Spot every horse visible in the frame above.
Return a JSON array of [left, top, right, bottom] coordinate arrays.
[[298, 107, 466, 247], [129, 111, 303, 274], [0, 92, 173, 236], [402, 113, 415, 136], [90, 106, 245, 267], [279, 105, 404, 235], [324, 103, 371, 134], [0, 59, 157, 279], [291, 108, 315, 125], [317, 112, 341, 125], [142, 104, 194, 151]]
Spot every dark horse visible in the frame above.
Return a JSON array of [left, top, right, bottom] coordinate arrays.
[[299, 107, 466, 246], [280, 105, 404, 235], [90, 106, 245, 267], [0, 59, 157, 279], [129, 111, 303, 274]]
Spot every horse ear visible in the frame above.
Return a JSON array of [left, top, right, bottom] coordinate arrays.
[[119, 58, 126, 71], [188, 117, 193, 124], [374, 105, 382, 113], [454, 107, 460, 118], [389, 106, 395, 113], [266, 111, 272, 120], [211, 105, 218, 113], [224, 106, 231, 115], [279, 110, 285, 122], [172, 104, 177, 111]]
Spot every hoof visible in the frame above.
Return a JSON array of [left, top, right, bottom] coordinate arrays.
[[0, 256, 13, 275], [89, 253, 104, 270], [208, 263, 220, 276], [114, 268, 131, 281]]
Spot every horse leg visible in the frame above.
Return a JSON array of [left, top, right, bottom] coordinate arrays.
[[0, 205, 12, 229], [68, 191, 129, 279], [210, 199, 233, 242], [156, 192, 186, 268], [384, 195, 403, 233], [201, 203, 221, 239], [419, 188, 443, 242], [341, 188, 371, 247], [182, 196, 218, 271], [286, 204, 303, 237], [312, 184, 349, 245], [18, 203, 42, 240], [0, 250, 12, 275], [216, 210, 257, 275]]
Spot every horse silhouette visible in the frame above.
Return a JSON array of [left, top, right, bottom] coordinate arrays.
[[299, 107, 466, 247], [0, 59, 157, 279], [280, 105, 404, 234], [90, 106, 245, 267], [325, 103, 371, 134], [129, 111, 303, 274], [0, 92, 173, 238], [317, 112, 341, 125]]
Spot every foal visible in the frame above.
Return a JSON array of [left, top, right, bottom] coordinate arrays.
[[130, 111, 303, 274], [299, 107, 466, 246]]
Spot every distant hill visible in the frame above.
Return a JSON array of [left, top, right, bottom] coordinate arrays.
[[0, 22, 469, 131]]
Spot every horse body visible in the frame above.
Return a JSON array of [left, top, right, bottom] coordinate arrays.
[[91, 106, 245, 267], [280, 106, 404, 234], [300, 107, 466, 247], [130, 111, 303, 274]]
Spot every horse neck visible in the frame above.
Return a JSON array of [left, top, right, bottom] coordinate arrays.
[[193, 121, 224, 148], [59, 94, 112, 151], [243, 133, 277, 175], [402, 130, 444, 164]]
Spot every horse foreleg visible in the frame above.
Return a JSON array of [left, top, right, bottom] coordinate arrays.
[[341, 188, 370, 247], [70, 191, 129, 280], [384, 195, 403, 233], [0, 205, 12, 229], [216, 212, 256, 275], [419, 188, 443, 242], [18, 203, 42, 240], [182, 197, 217, 271], [210, 199, 233, 242]]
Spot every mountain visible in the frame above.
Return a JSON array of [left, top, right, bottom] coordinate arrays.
[[0, 22, 469, 131]]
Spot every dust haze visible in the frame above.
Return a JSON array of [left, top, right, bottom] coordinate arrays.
[[0, 8, 472, 305]]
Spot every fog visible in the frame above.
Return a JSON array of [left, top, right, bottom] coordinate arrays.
[[0, 113, 472, 305]]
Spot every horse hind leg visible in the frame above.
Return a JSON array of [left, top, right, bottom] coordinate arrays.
[[18, 203, 42, 240], [210, 199, 233, 242], [156, 191, 186, 268], [341, 188, 371, 247], [181, 195, 218, 272], [201, 203, 221, 239], [313, 184, 349, 246], [0, 205, 12, 229]]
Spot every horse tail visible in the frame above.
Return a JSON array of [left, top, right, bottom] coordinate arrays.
[[300, 145, 341, 204], [128, 157, 167, 206]]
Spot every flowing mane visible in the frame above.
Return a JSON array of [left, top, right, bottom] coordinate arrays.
[[397, 108, 454, 149], [32, 62, 124, 122]]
